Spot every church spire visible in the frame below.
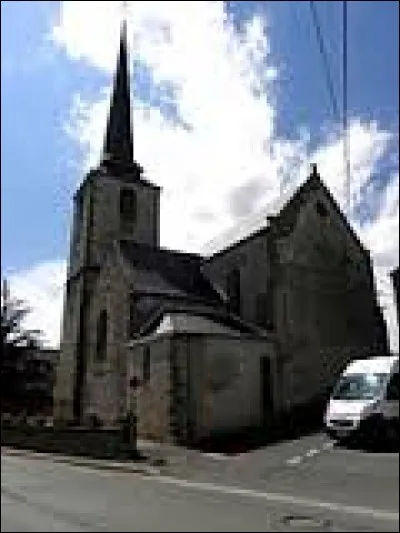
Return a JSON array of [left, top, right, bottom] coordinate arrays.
[[102, 19, 135, 170]]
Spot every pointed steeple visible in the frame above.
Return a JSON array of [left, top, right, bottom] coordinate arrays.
[[101, 20, 135, 171], [310, 163, 320, 179]]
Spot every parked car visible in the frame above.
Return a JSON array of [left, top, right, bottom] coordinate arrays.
[[324, 354, 399, 444]]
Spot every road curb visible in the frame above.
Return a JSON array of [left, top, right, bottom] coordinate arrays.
[[1, 447, 161, 476]]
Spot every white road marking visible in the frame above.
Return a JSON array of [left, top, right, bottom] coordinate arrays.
[[286, 440, 341, 465], [287, 455, 302, 465], [149, 475, 399, 523], [203, 453, 232, 461], [305, 449, 320, 458]]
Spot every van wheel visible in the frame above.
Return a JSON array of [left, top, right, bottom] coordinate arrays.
[[386, 420, 399, 446], [325, 428, 337, 440], [359, 415, 382, 447]]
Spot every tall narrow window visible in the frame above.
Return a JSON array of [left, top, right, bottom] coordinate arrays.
[[120, 187, 137, 230], [96, 310, 108, 361], [227, 267, 241, 315], [128, 293, 137, 339], [143, 346, 151, 383], [315, 200, 328, 219]]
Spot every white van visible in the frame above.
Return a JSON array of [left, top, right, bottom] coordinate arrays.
[[324, 355, 399, 443]]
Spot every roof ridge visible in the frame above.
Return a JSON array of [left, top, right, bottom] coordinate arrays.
[[119, 239, 203, 261]]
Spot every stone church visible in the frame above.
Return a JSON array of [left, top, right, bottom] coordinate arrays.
[[53, 24, 388, 443]]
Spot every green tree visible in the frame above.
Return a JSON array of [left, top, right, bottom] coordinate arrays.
[[1, 279, 43, 414]]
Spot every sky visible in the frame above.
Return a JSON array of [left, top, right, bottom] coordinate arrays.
[[1, 1, 399, 350]]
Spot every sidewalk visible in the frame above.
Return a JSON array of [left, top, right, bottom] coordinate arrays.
[[1, 445, 162, 475]]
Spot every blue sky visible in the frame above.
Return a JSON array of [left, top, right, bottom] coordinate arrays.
[[1, 1, 398, 347]]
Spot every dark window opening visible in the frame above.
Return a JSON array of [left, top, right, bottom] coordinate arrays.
[[95, 310, 108, 361], [316, 201, 328, 218], [227, 268, 241, 315], [143, 346, 151, 383], [120, 188, 137, 228]]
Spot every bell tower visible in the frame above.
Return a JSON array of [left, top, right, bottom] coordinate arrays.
[[54, 20, 160, 424]]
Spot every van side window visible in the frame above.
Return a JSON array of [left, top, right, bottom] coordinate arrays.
[[386, 371, 399, 401]]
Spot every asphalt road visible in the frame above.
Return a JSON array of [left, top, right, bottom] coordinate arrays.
[[162, 432, 400, 513], [1, 435, 399, 533]]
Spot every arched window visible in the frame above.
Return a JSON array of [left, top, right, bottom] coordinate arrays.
[[96, 310, 108, 361], [120, 187, 137, 230], [315, 200, 328, 219]]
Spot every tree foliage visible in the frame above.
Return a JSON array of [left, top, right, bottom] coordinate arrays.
[[1, 280, 41, 350], [1, 279, 43, 414]]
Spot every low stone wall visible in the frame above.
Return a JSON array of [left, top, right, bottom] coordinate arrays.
[[1, 425, 126, 459]]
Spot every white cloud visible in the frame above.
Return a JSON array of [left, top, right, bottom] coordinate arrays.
[[6, 261, 67, 348], [52, 1, 293, 254], [10, 1, 398, 350]]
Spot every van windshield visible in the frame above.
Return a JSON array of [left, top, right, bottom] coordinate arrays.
[[332, 373, 388, 400]]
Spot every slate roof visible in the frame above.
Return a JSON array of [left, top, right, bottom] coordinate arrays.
[[205, 166, 369, 261], [118, 240, 223, 304], [137, 300, 268, 338]]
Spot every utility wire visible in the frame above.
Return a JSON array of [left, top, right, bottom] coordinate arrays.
[[309, 1, 353, 225], [309, 0, 341, 123], [342, 0, 351, 215]]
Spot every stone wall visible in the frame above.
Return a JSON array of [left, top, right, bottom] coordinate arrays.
[[88, 175, 160, 263], [53, 274, 85, 422], [1, 426, 122, 459], [274, 187, 387, 407], [190, 335, 275, 441], [83, 253, 134, 425], [204, 230, 270, 325], [127, 333, 276, 444], [204, 185, 387, 416], [55, 166, 161, 426], [127, 337, 172, 442]]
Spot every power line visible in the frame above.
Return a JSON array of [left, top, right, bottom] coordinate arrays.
[[308, 1, 341, 123], [308, 1, 352, 218], [342, 0, 351, 215]]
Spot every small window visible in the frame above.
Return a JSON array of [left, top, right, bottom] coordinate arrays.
[[120, 188, 137, 226], [143, 346, 151, 383], [95, 310, 108, 361], [316, 201, 328, 218]]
